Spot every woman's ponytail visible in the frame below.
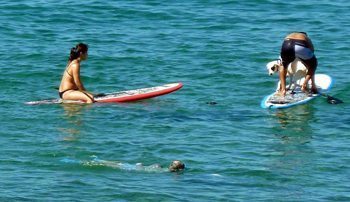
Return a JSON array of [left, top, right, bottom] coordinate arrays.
[[68, 43, 88, 62]]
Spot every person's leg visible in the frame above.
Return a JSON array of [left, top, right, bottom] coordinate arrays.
[[278, 67, 288, 95], [62, 90, 94, 103], [280, 39, 296, 96], [82, 91, 95, 102], [303, 67, 317, 94], [301, 56, 318, 93]]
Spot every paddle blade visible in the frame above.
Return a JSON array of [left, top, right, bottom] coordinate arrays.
[[326, 95, 343, 104], [94, 93, 106, 98]]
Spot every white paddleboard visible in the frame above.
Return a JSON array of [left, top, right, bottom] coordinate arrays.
[[261, 74, 333, 109]]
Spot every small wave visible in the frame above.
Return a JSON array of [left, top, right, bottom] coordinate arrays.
[[60, 156, 169, 173]]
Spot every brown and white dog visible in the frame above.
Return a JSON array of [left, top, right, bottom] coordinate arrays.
[[266, 58, 308, 92]]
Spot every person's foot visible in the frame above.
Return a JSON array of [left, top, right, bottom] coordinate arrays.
[[311, 87, 318, 94], [276, 89, 286, 97]]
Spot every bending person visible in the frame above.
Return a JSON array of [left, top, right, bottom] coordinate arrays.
[[279, 32, 318, 96], [59, 43, 94, 103]]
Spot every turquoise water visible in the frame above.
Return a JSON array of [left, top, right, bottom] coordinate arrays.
[[1, 1, 350, 201]]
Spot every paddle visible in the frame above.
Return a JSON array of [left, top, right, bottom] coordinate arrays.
[[94, 93, 106, 98], [320, 93, 343, 104]]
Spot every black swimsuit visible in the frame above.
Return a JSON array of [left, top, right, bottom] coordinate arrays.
[[280, 38, 317, 71], [59, 89, 73, 98]]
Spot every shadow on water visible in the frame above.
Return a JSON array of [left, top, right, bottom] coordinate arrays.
[[268, 104, 316, 144], [57, 104, 93, 141], [262, 105, 319, 200], [62, 103, 93, 118]]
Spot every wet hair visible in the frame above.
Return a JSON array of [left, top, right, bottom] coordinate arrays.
[[298, 31, 308, 36], [69, 43, 88, 62], [168, 160, 185, 172]]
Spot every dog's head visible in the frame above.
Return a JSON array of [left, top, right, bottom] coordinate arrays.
[[266, 60, 282, 76]]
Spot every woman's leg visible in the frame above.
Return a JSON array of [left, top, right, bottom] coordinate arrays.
[[62, 90, 94, 103], [301, 70, 317, 94], [301, 56, 318, 93]]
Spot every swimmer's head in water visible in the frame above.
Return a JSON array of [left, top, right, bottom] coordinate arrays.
[[168, 160, 185, 172]]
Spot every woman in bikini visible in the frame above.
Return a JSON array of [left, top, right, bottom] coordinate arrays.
[[59, 43, 94, 103]]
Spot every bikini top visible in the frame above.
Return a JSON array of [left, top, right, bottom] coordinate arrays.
[[64, 61, 76, 79]]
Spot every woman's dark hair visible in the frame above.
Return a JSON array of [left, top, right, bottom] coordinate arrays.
[[69, 43, 88, 62]]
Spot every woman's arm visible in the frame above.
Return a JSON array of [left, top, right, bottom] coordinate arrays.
[[71, 61, 86, 91]]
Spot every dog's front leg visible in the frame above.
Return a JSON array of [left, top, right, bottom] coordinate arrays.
[[276, 81, 281, 92], [287, 76, 293, 91]]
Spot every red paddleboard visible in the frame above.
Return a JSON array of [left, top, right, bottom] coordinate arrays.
[[26, 83, 183, 105]]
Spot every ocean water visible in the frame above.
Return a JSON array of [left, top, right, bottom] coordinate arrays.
[[1, 0, 350, 201]]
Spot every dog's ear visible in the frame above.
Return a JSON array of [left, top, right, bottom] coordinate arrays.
[[271, 64, 277, 71], [273, 64, 282, 71], [266, 60, 277, 69]]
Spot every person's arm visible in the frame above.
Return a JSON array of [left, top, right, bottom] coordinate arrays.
[[71, 62, 95, 102], [71, 62, 86, 91], [279, 66, 287, 96]]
